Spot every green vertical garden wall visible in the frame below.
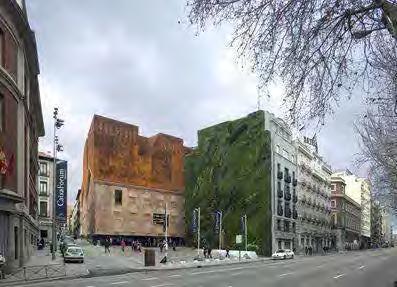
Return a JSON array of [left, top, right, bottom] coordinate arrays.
[[184, 110, 273, 256]]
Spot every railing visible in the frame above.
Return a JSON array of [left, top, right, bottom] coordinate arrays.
[[277, 188, 283, 198], [1, 264, 67, 283], [285, 175, 292, 183], [284, 192, 291, 201], [277, 171, 283, 180]]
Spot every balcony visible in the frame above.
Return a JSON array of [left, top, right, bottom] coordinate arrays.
[[284, 192, 291, 201], [277, 205, 284, 216], [293, 209, 298, 219], [285, 175, 292, 183], [293, 194, 298, 203], [285, 207, 292, 218], [293, 178, 298, 186], [277, 171, 283, 180], [277, 188, 283, 198], [39, 191, 49, 197]]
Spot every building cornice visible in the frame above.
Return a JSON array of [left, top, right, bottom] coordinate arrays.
[[94, 179, 184, 195]]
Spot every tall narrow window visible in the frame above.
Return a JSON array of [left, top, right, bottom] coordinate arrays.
[[115, 189, 122, 205], [14, 226, 18, 259], [39, 201, 47, 217]]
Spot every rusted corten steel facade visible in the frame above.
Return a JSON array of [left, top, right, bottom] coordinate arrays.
[[80, 115, 190, 240]]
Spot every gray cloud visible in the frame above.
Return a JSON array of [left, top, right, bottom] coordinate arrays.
[[26, 0, 366, 204]]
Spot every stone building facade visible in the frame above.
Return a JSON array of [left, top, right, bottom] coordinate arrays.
[[264, 112, 298, 252], [79, 115, 189, 243], [333, 170, 372, 248], [330, 175, 361, 250], [295, 139, 332, 254], [0, 0, 44, 271], [37, 152, 54, 242]]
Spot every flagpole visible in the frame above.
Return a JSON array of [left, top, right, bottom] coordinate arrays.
[[197, 207, 200, 257], [219, 211, 222, 252], [244, 214, 247, 252]]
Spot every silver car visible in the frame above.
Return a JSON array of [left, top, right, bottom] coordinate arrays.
[[64, 246, 84, 263]]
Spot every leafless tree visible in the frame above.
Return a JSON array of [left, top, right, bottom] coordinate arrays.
[[187, 0, 397, 125]]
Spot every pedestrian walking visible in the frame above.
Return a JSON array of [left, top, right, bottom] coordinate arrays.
[[172, 241, 176, 251], [305, 246, 308, 256], [105, 237, 111, 254], [121, 239, 126, 254], [225, 247, 230, 258]]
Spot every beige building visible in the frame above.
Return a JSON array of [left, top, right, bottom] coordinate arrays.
[[79, 115, 189, 244], [295, 139, 332, 254], [332, 170, 371, 247]]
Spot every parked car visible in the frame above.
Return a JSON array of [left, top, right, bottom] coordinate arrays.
[[64, 246, 84, 263], [272, 249, 294, 260]]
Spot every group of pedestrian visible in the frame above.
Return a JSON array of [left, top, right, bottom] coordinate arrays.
[[322, 246, 329, 254], [304, 246, 313, 255], [203, 246, 212, 258]]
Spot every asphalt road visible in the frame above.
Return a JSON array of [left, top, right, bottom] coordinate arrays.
[[12, 248, 397, 287]]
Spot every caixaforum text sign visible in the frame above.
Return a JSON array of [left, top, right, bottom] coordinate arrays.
[[55, 160, 67, 222]]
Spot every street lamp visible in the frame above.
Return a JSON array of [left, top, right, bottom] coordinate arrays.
[[52, 107, 64, 260]]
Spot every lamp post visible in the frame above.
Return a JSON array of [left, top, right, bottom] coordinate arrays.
[[51, 108, 64, 260]]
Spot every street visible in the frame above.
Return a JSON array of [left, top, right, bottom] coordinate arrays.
[[11, 248, 397, 287]]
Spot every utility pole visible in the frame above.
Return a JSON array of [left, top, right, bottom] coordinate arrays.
[[51, 108, 64, 260]]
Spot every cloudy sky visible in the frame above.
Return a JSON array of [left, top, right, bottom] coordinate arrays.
[[26, 0, 367, 204]]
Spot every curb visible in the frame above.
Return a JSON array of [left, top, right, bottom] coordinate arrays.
[[0, 258, 269, 286]]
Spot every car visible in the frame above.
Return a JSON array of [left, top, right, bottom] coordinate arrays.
[[64, 246, 84, 263], [272, 249, 294, 260]]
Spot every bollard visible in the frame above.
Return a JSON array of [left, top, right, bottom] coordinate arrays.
[[45, 266, 48, 278], [23, 267, 26, 280]]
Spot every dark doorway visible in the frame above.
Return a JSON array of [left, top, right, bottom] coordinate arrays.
[[14, 226, 18, 260]]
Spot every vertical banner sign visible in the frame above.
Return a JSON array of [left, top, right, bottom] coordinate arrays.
[[214, 211, 220, 234], [240, 215, 246, 234], [55, 160, 67, 222], [192, 209, 198, 233]]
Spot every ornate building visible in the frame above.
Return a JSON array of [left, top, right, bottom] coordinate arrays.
[[79, 115, 189, 244], [330, 175, 362, 250], [0, 0, 44, 271], [295, 139, 332, 254]]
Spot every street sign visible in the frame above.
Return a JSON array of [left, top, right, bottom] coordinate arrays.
[[236, 235, 242, 244], [192, 209, 198, 232]]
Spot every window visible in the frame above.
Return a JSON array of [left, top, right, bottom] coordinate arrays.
[[14, 226, 18, 259], [276, 145, 280, 153], [40, 230, 48, 238], [115, 189, 122, 205], [0, 94, 3, 132], [39, 181, 48, 195], [283, 149, 289, 160], [278, 240, 282, 249], [301, 237, 304, 246], [277, 163, 281, 172], [331, 200, 336, 208], [331, 184, 336, 191], [284, 220, 290, 232], [277, 219, 281, 231], [39, 201, 47, 217], [39, 162, 48, 176], [292, 222, 296, 233]]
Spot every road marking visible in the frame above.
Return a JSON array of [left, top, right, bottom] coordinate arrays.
[[358, 265, 365, 269], [111, 282, 128, 285], [142, 277, 159, 281], [333, 274, 345, 279], [279, 272, 294, 277], [168, 274, 182, 278], [316, 265, 324, 269], [150, 284, 174, 287]]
